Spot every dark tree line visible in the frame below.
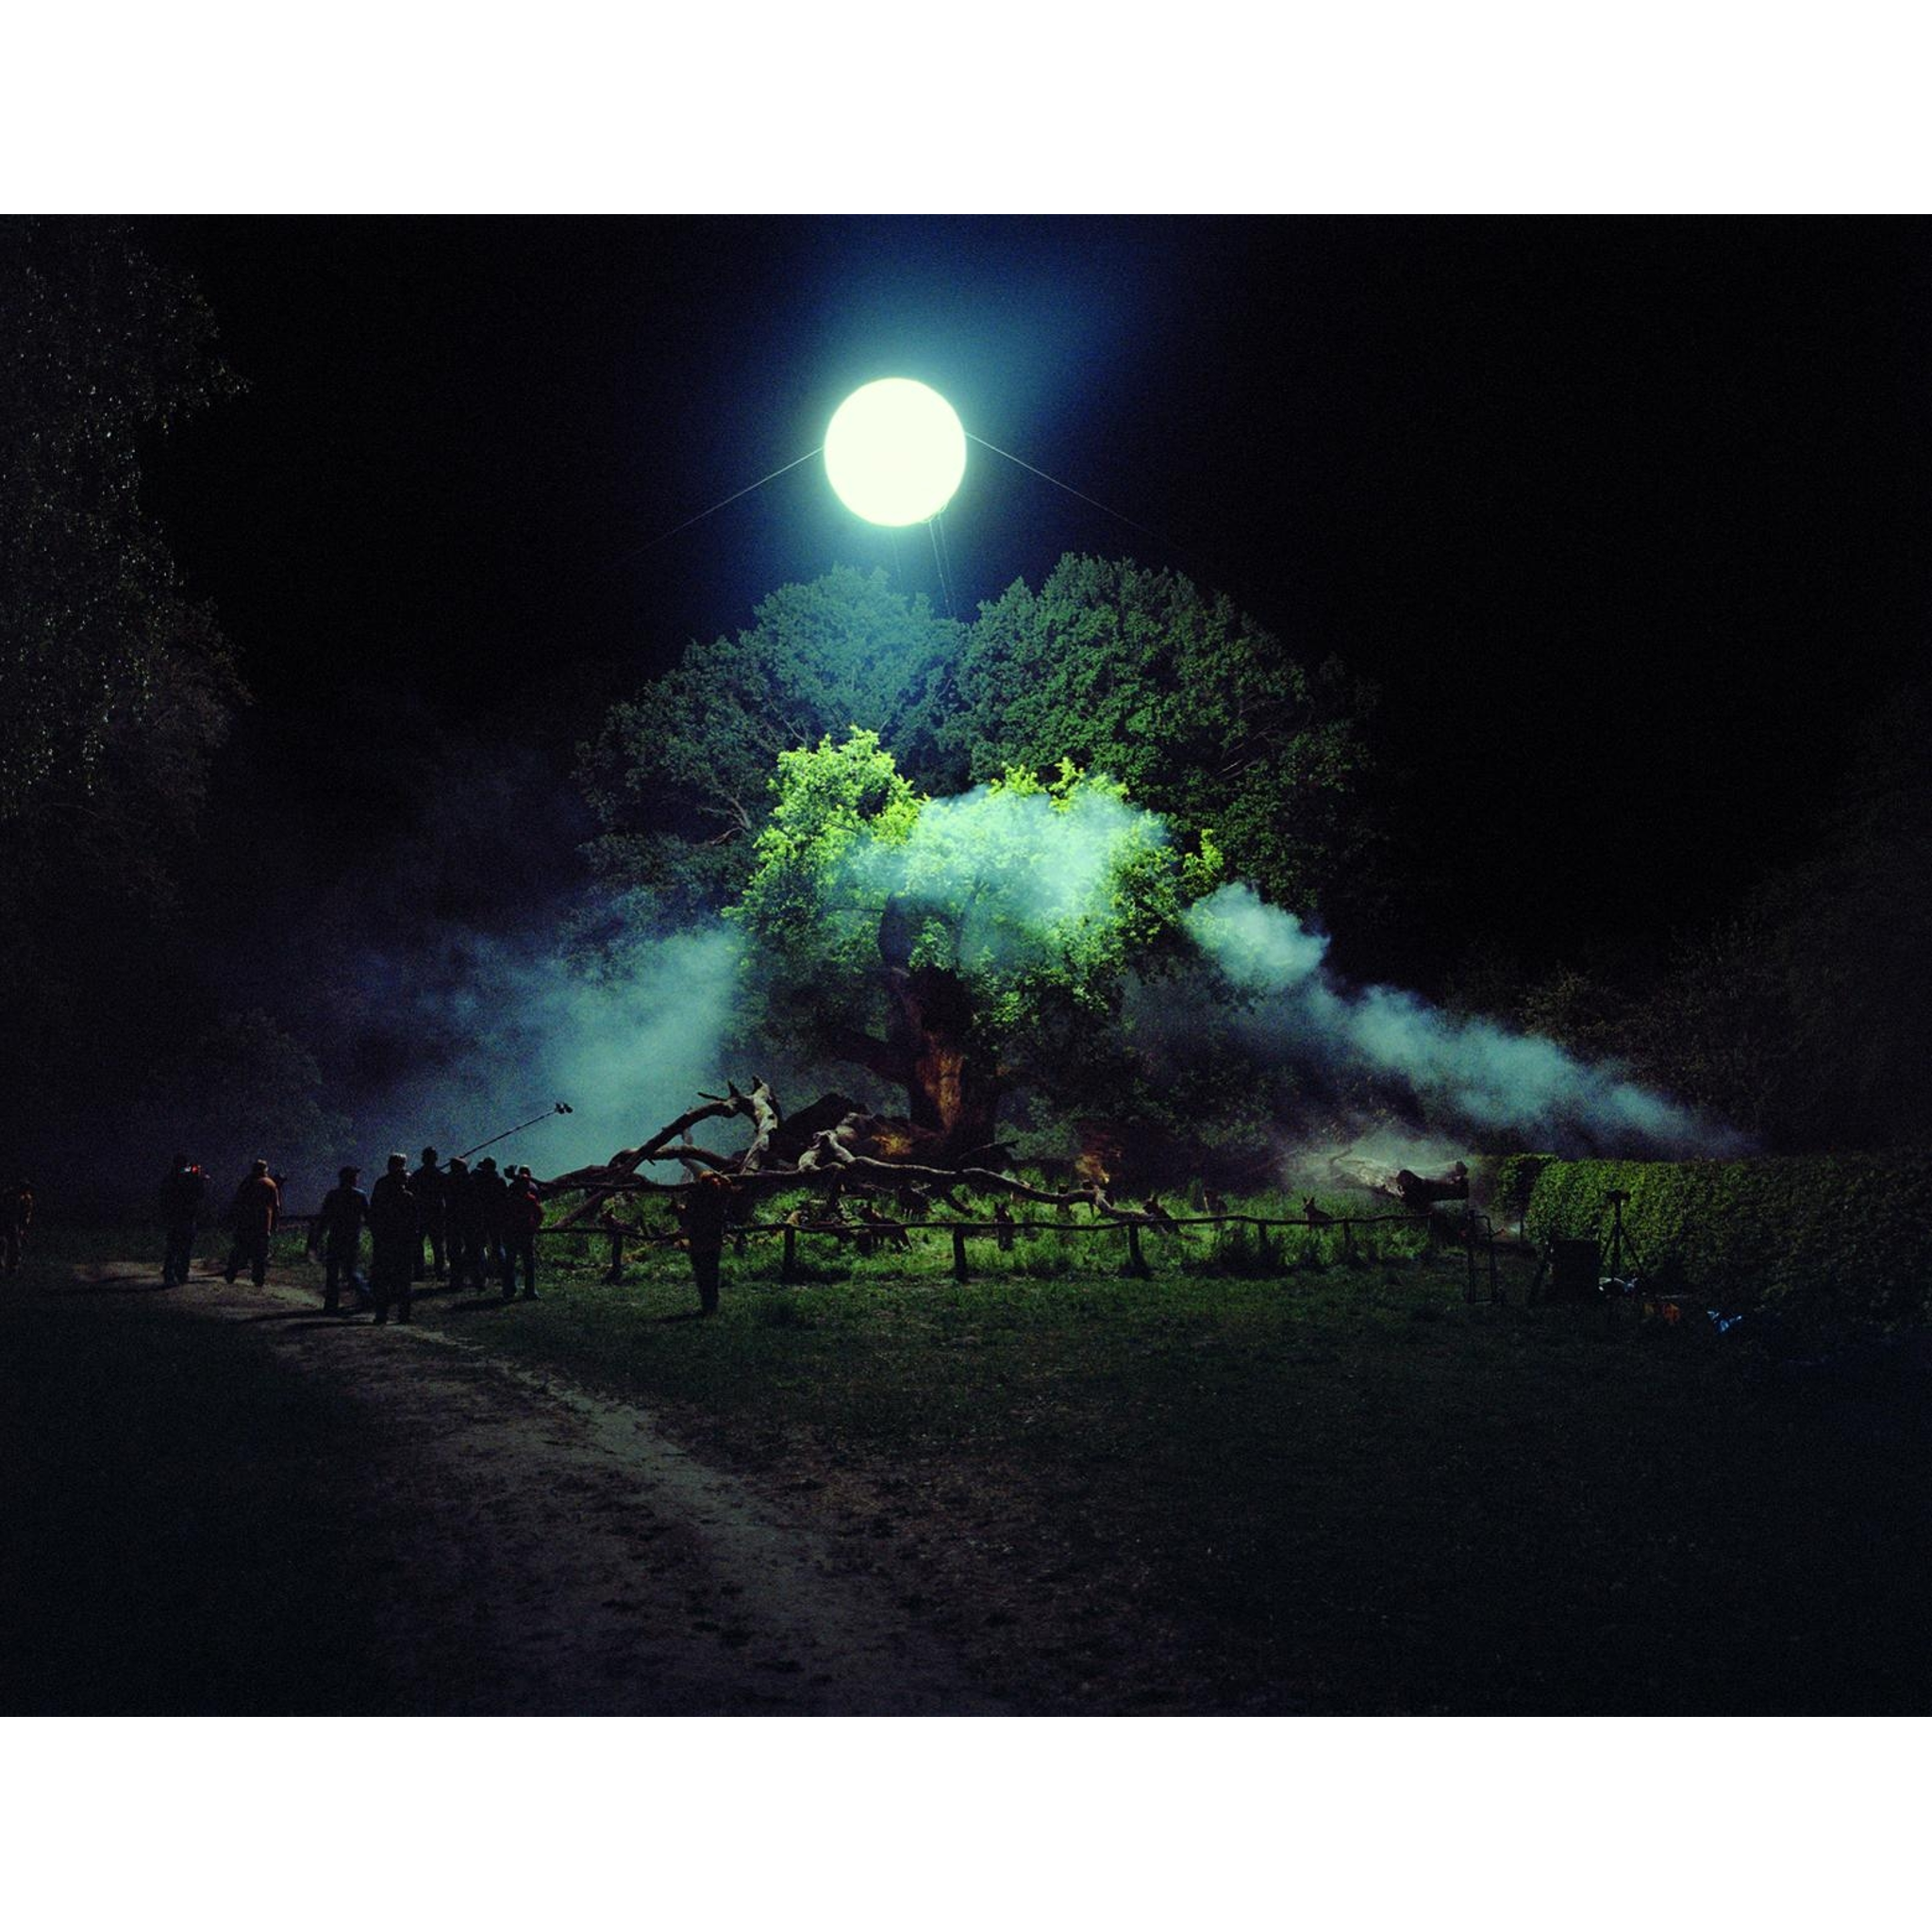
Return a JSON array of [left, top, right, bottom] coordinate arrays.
[[0, 222, 262, 1187], [1442, 681, 1932, 1153]]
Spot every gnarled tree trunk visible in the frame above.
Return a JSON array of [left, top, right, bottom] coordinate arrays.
[[819, 899, 1004, 1163], [886, 962, 1002, 1158]]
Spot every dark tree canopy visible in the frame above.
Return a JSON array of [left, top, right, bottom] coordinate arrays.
[[944, 555, 1378, 919], [1645, 680, 1932, 1150], [582, 553, 1375, 924], [578, 568, 960, 917], [1457, 678, 1932, 1154], [1, 219, 240, 859], [0, 221, 245, 1171]]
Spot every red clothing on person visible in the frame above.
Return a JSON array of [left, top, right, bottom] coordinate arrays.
[[230, 1174, 280, 1235]]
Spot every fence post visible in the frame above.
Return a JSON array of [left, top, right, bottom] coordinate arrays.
[[604, 1222, 625, 1285], [1124, 1221, 1151, 1278], [781, 1224, 799, 1283], [952, 1225, 971, 1284]]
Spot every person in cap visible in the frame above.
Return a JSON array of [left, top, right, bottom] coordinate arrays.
[[314, 1165, 371, 1313]]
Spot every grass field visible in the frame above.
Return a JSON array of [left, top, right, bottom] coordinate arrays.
[[16, 1197, 1930, 1714], [368, 1191, 1931, 1714]]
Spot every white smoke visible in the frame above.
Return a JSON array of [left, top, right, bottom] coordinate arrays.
[[1185, 882, 1740, 1155], [316, 785, 1737, 1192], [340, 923, 745, 1180], [832, 779, 1734, 1157], [849, 781, 1168, 972]]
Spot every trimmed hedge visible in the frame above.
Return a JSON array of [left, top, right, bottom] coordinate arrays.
[[1492, 1154, 1559, 1227], [1521, 1151, 1932, 1326]]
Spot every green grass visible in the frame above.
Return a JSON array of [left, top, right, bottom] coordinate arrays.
[[20, 1201, 1929, 1713], [370, 1191, 1931, 1714]]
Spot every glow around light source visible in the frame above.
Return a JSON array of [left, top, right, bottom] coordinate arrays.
[[824, 378, 966, 525]]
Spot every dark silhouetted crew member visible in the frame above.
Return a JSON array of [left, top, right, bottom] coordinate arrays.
[[682, 1173, 734, 1316], [471, 1157, 509, 1293], [443, 1156, 476, 1286], [503, 1169, 542, 1300], [158, 1154, 205, 1286], [223, 1159, 280, 1286], [315, 1165, 370, 1313], [367, 1153, 418, 1324], [412, 1147, 446, 1281]]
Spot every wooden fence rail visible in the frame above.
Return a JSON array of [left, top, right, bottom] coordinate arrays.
[[280, 1207, 1506, 1298]]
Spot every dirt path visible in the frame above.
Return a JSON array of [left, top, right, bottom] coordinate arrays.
[[65, 1264, 1004, 1715]]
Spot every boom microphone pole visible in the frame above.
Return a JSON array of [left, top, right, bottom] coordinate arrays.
[[456, 1102, 574, 1162]]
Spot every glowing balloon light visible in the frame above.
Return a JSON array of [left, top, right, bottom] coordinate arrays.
[[824, 378, 966, 525]]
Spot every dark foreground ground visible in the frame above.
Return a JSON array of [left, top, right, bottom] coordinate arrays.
[[0, 1251, 993, 1715], [3, 1223, 1928, 1715]]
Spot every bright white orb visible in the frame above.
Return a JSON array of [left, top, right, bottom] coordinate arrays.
[[824, 378, 966, 525]]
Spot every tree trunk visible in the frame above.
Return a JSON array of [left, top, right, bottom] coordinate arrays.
[[887, 962, 1002, 1158], [819, 901, 1004, 1162]]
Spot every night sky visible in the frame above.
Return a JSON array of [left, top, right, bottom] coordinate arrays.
[[136, 216, 1930, 987]]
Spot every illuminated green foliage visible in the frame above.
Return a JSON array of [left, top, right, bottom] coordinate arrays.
[[729, 728, 921, 995], [727, 730, 1223, 1124], [1523, 1150, 1932, 1326], [581, 554, 1374, 929], [578, 568, 958, 917]]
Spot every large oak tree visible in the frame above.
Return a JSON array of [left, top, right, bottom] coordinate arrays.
[[577, 554, 1379, 1157], [944, 555, 1378, 920], [725, 732, 1222, 1157], [579, 554, 1376, 926]]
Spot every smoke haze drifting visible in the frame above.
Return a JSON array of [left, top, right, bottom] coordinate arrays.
[[301, 777, 1737, 1204], [1185, 882, 1740, 1155], [850, 781, 1168, 974], [331, 924, 743, 1193]]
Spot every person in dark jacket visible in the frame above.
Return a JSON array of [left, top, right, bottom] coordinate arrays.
[[412, 1147, 446, 1281], [366, 1153, 418, 1324], [158, 1154, 206, 1286], [313, 1165, 370, 1313], [5, 1177, 35, 1275], [680, 1172, 735, 1316], [470, 1156, 509, 1294], [502, 1168, 543, 1300], [442, 1155, 475, 1287], [223, 1158, 280, 1286]]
